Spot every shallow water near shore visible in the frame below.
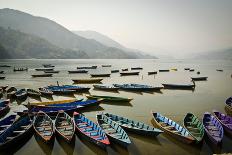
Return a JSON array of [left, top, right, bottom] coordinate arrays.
[[0, 59, 232, 155]]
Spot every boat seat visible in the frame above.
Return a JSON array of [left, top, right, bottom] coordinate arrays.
[[57, 125, 72, 129], [65, 127, 73, 131], [63, 132, 73, 136], [0, 125, 11, 128], [6, 137, 15, 140], [21, 125, 29, 129], [78, 122, 88, 125], [207, 126, 219, 131], [42, 132, 52, 136], [164, 126, 175, 130]]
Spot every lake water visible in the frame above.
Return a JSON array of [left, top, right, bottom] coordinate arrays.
[[0, 59, 232, 155]]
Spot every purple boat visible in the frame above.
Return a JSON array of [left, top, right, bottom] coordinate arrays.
[[203, 112, 224, 145], [213, 110, 232, 136], [225, 96, 232, 114]]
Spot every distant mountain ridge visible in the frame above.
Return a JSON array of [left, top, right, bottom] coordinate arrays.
[[0, 8, 155, 59], [74, 30, 126, 50], [0, 26, 88, 59], [74, 30, 157, 59]]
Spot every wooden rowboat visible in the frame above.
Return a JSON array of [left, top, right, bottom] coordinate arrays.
[[48, 99, 101, 108], [77, 66, 97, 69], [73, 112, 110, 148], [225, 96, 232, 114], [0, 85, 8, 90], [122, 68, 128, 71], [111, 70, 119, 73], [33, 111, 54, 143], [27, 88, 41, 98], [6, 87, 17, 98], [55, 111, 75, 142], [96, 113, 131, 147], [0, 115, 17, 135], [90, 74, 111, 77], [38, 87, 53, 96], [44, 70, 60, 74], [131, 67, 143, 70], [15, 89, 27, 100], [102, 65, 111, 67], [0, 114, 33, 148], [47, 85, 90, 92], [13, 67, 28, 72], [148, 71, 157, 75], [93, 84, 119, 91], [31, 74, 53, 77], [159, 69, 169, 72], [105, 113, 163, 136], [0, 88, 3, 98], [68, 70, 88, 74], [114, 84, 163, 91], [203, 112, 224, 145], [0, 77, 5, 80], [72, 78, 103, 84], [35, 68, 54, 71], [120, 72, 139, 76], [183, 113, 204, 143], [191, 77, 208, 81], [20, 106, 83, 116], [162, 81, 195, 89], [0, 100, 10, 117], [86, 95, 133, 102], [29, 98, 81, 106], [151, 112, 195, 144], [213, 110, 232, 136]]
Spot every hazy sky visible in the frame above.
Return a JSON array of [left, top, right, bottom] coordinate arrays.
[[0, 0, 232, 56]]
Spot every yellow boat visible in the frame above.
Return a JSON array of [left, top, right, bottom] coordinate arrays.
[[29, 98, 82, 105], [170, 68, 178, 71]]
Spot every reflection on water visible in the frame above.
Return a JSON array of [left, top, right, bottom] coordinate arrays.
[[0, 59, 232, 155]]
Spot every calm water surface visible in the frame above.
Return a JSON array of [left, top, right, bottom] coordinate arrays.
[[0, 59, 232, 155]]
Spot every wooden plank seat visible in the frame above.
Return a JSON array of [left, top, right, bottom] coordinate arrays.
[[164, 126, 175, 130], [63, 131, 73, 136], [21, 125, 30, 129], [207, 126, 219, 131], [42, 132, 52, 136], [0, 124, 11, 128], [6, 137, 15, 140], [57, 125, 72, 129], [13, 130, 25, 133], [65, 127, 73, 131]]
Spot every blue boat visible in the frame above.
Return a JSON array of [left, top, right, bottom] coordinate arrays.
[[0, 100, 10, 117], [73, 112, 110, 148], [225, 96, 232, 114], [113, 83, 163, 91], [151, 112, 195, 144], [105, 113, 163, 136], [0, 115, 33, 148], [15, 89, 27, 100], [0, 115, 17, 135], [96, 113, 131, 147], [47, 85, 90, 92], [49, 99, 101, 107], [55, 111, 75, 142], [19, 105, 83, 116]]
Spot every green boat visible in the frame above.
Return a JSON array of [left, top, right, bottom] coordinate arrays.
[[86, 95, 133, 102], [183, 113, 204, 143]]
